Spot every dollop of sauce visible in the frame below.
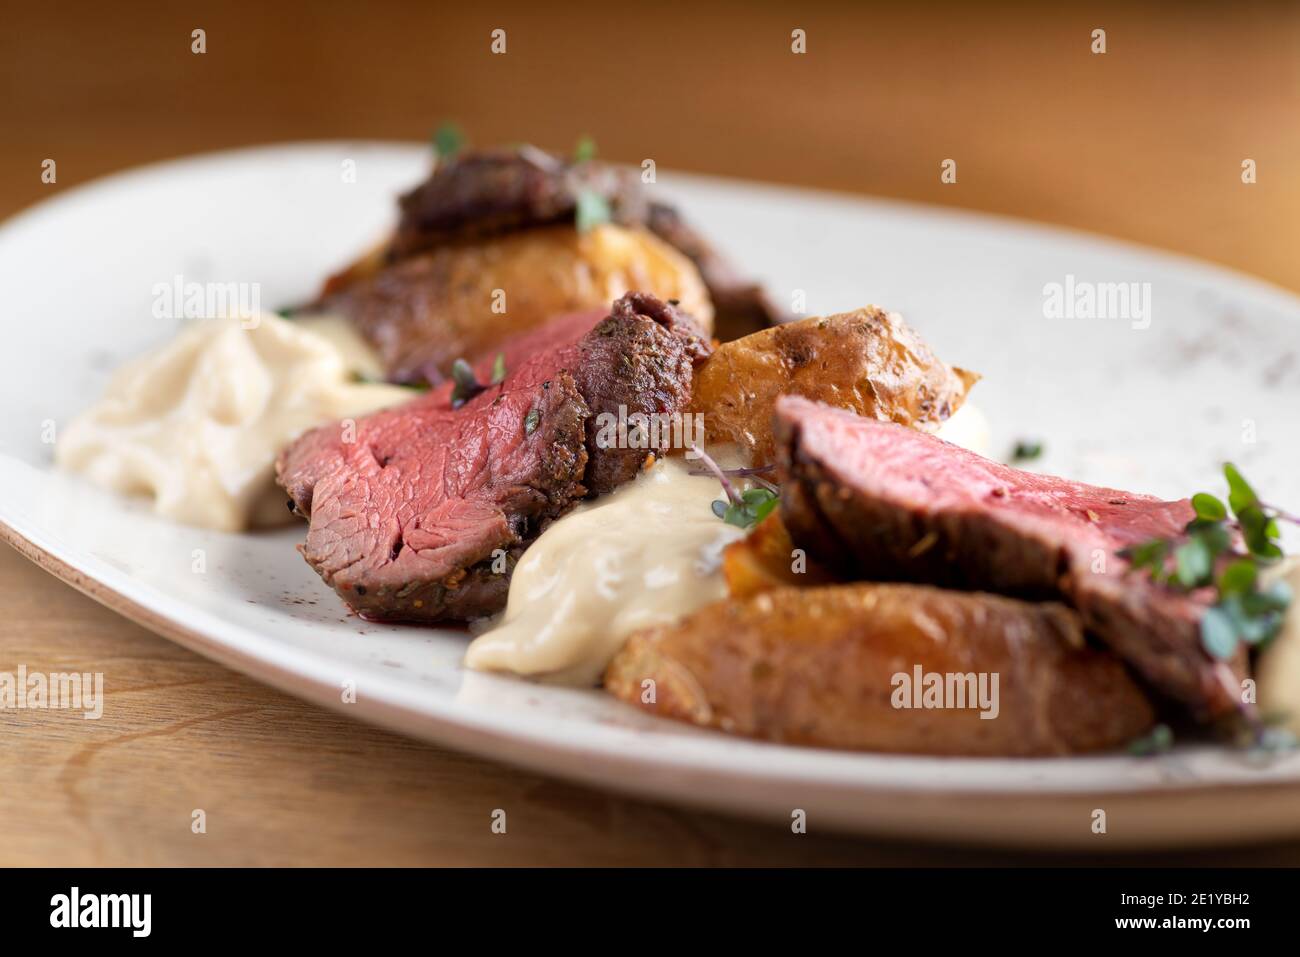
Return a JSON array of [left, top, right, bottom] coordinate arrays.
[[465, 456, 746, 686], [56, 313, 413, 532], [935, 401, 990, 456], [1257, 559, 1300, 734]]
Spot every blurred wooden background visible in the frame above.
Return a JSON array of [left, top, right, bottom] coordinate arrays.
[[4, 1, 1299, 288], [3, 0, 1300, 865]]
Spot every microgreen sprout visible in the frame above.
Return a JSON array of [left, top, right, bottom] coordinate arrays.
[[433, 122, 465, 159], [1010, 439, 1044, 463], [691, 446, 780, 530], [575, 190, 612, 233], [1119, 463, 1294, 664], [1127, 723, 1174, 756], [573, 135, 597, 163]]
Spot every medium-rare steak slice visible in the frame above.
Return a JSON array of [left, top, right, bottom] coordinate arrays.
[[278, 294, 710, 622], [422, 293, 710, 487], [774, 395, 1246, 719], [279, 371, 590, 622]]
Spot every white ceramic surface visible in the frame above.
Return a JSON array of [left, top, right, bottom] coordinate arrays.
[[3, 142, 1299, 849]]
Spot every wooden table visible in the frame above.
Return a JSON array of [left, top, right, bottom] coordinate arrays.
[[3, 1, 1299, 865]]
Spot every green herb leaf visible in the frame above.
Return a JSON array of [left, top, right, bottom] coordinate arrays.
[[1010, 439, 1044, 463], [1128, 723, 1174, 756], [1118, 538, 1170, 576], [524, 408, 541, 435], [1238, 503, 1284, 562], [433, 122, 465, 159], [693, 446, 780, 530], [1191, 492, 1227, 522], [449, 357, 484, 408], [752, 495, 780, 525], [450, 358, 475, 386], [1174, 538, 1214, 588], [1224, 462, 1258, 516], [1256, 580, 1293, 612], [573, 135, 597, 163], [1200, 606, 1239, 660], [1188, 520, 1232, 556], [721, 504, 753, 528], [575, 190, 612, 233], [491, 352, 507, 385], [1219, 558, 1258, 596], [351, 369, 431, 390], [718, 488, 780, 530]]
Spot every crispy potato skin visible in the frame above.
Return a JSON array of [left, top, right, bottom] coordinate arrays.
[[722, 512, 833, 598], [689, 307, 977, 464], [323, 224, 713, 382], [605, 584, 1155, 756]]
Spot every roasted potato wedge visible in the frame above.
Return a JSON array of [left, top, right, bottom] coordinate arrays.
[[320, 224, 713, 382], [689, 307, 978, 464], [605, 583, 1155, 756], [722, 512, 833, 598]]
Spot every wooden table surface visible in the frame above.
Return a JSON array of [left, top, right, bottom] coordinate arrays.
[[3, 1, 1299, 866]]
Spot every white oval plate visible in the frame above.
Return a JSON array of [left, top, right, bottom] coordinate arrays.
[[3, 143, 1299, 850]]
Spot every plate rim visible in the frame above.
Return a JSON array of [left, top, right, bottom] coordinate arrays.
[[6, 141, 1300, 847]]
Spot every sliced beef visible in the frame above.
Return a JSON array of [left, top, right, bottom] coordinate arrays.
[[427, 293, 709, 489], [574, 292, 712, 491], [389, 147, 642, 260], [278, 294, 710, 622], [315, 146, 781, 378], [774, 395, 1246, 719]]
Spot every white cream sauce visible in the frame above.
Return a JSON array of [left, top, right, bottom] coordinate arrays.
[[57, 313, 413, 532], [464, 455, 746, 686], [935, 401, 990, 456]]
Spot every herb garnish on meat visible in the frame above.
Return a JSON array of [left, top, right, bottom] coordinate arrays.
[[448, 353, 507, 407], [449, 358, 483, 407], [575, 190, 612, 233], [433, 122, 465, 159], [1119, 463, 1294, 664], [572, 135, 597, 163]]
